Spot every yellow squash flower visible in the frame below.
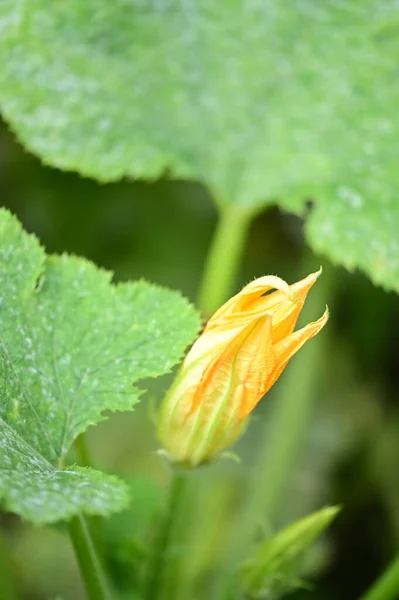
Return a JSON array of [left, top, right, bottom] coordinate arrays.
[[158, 270, 328, 467]]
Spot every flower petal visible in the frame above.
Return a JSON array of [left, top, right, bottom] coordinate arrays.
[[268, 269, 323, 342], [261, 307, 329, 397], [205, 275, 292, 331], [191, 314, 275, 418], [204, 271, 322, 344]]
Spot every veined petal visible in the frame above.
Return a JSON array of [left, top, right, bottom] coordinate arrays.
[[157, 352, 212, 438], [203, 271, 322, 344], [190, 271, 323, 372], [186, 315, 274, 464], [205, 275, 292, 331], [261, 307, 329, 398], [253, 269, 321, 315], [262, 269, 321, 314], [184, 322, 243, 365], [190, 314, 274, 416], [266, 269, 323, 342]]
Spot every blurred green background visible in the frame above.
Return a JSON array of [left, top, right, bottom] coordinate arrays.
[[1, 118, 399, 600]]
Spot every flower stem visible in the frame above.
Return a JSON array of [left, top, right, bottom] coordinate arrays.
[[145, 469, 187, 600], [75, 432, 91, 467], [197, 205, 253, 315], [74, 434, 106, 559], [360, 556, 399, 600], [0, 529, 17, 600], [68, 514, 111, 600]]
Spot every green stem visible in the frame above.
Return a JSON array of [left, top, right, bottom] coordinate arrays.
[[145, 470, 187, 600], [360, 556, 399, 600], [197, 205, 253, 315], [74, 434, 105, 557], [68, 515, 111, 600], [75, 433, 91, 467], [0, 529, 17, 600]]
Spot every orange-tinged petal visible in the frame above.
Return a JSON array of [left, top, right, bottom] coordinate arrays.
[[260, 307, 329, 399], [203, 270, 322, 345], [190, 314, 274, 416], [183, 322, 242, 366], [186, 315, 274, 464], [205, 275, 292, 331], [250, 269, 322, 316], [288, 268, 322, 301], [266, 269, 323, 343]]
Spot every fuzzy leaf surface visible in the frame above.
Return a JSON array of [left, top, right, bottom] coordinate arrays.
[[0, 2, 398, 290], [0, 209, 200, 523]]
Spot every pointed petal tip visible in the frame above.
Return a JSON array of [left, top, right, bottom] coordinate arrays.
[[311, 305, 329, 333], [309, 307, 329, 330], [288, 268, 323, 301], [308, 266, 323, 282], [295, 305, 329, 340]]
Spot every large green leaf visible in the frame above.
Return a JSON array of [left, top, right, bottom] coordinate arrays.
[[0, 2, 398, 290], [0, 209, 200, 524]]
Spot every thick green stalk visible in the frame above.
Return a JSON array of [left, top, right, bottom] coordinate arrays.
[[360, 556, 399, 600], [0, 530, 17, 600], [145, 470, 187, 600], [197, 205, 253, 315], [75, 433, 91, 467], [68, 515, 111, 600], [74, 434, 105, 558]]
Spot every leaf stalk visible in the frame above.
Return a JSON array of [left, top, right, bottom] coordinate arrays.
[[145, 469, 187, 600], [68, 514, 111, 600], [197, 205, 253, 315]]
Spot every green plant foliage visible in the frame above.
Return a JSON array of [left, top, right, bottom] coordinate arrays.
[[0, 209, 200, 525], [0, 2, 398, 291], [240, 506, 340, 599]]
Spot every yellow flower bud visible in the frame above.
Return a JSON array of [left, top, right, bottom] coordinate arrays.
[[158, 270, 328, 467]]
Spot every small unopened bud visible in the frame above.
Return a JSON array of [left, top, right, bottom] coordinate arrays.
[[158, 271, 328, 467]]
